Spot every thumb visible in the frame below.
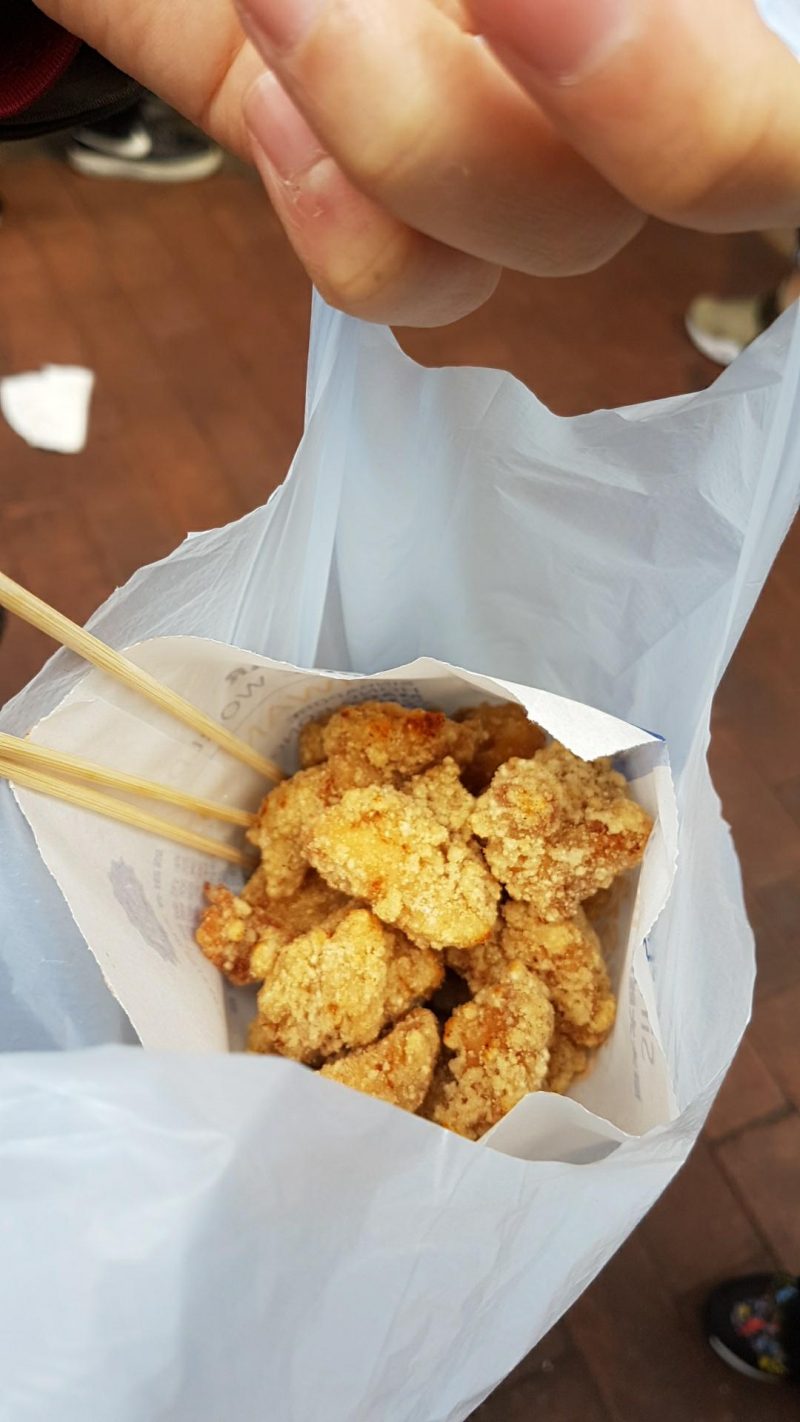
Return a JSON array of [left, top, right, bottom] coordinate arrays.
[[468, 0, 800, 230]]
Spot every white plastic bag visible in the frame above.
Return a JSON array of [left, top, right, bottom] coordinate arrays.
[[1, 295, 798, 1422]]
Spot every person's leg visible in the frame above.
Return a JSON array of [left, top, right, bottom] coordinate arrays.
[[705, 1272, 800, 1383], [66, 96, 222, 184], [787, 1282, 800, 1379], [778, 265, 800, 312], [685, 229, 800, 367]]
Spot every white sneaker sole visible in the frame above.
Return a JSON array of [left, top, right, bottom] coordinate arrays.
[[708, 1333, 783, 1383], [66, 146, 223, 184], [684, 314, 745, 367]]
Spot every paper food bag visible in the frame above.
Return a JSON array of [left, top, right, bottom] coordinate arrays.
[[1, 292, 799, 1421], [12, 647, 677, 1153]]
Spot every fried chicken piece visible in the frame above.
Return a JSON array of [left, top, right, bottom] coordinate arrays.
[[240, 865, 270, 908], [306, 700, 484, 777], [298, 713, 331, 768], [196, 872, 351, 985], [471, 742, 653, 920], [252, 701, 485, 900], [546, 1025, 589, 1094], [424, 962, 554, 1140], [308, 783, 500, 951], [248, 759, 382, 898], [502, 902, 616, 1048], [449, 903, 616, 1049], [247, 765, 331, 898], [196, 883, 272, 985], [408, 757, 475, 834], [382, 931, 446, 1020], [445, 920, 508, 991], [247, 872, 353, 980], [320, 1008, 441, 1112], [241, 863, 346, 924], [456, 701, 546, 794], [248, 908, 443, 1064]]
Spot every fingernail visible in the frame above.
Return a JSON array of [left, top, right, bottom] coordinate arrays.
[[237, 0, 321, 54], [244, 72, 325, 179], [480, 0, 634, 83]]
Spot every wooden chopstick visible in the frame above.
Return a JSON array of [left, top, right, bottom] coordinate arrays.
[[0, 756, 249, 867], [0, 570, 283, 784], [0, 732, 255, 828]]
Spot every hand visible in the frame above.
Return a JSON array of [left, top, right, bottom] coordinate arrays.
[[37, 0, 800, 328], [34, 0, 262, 158]]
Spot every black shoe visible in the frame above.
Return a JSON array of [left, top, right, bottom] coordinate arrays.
[[705, 1273, 800, 1383], [66, 98, 222, 184]]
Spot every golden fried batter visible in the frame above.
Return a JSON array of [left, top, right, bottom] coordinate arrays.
[[449, 903, 616, 1049], [247, 765, 331, 898], [306, 700, 484, 777], [456, 701, 546, 794], [471, 742, 652, 920], [408, 757, 475, 834], [383, 932, 446, 1020], [196, 872, 352, 985], [249, 908, 443, 1064], [308, 783, 500, 951], [320, 1008, 441, 1112], [196, 883, 271, 985], [199, 697, 634, 1135], [502, 902, 616, 1048], [424, 962, 554, 1139], [546, 1025, 589, 1094], [248, 759, 382, 898], [445, 920, 508, 991], [240, 865, 270, 908], [240, 864, 346, 924], [298, 714, 331, 768], [248, 873, 353, 980]]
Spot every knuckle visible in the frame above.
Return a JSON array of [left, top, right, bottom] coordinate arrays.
[[342, 110, 437, 202], [192, 14, 250, 128], [631, 99, 778, 224], [300, 11, 442, 201]]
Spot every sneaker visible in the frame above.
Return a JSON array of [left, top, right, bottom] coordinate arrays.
[[685, 291, 779, 366], [705, 1272, 800, 1383], [66, 99, 223, 184]]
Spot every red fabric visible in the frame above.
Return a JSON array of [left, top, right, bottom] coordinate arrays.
[[0, 12, 79, 118]]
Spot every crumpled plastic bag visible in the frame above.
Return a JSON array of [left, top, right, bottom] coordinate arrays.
[[1, 290, 798, 1420]]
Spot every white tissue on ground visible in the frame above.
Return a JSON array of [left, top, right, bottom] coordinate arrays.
[[0, 364, 95, 454]]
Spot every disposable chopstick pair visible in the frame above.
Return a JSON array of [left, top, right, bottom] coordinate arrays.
[[0, 569, 281, 865], [0, 755, 249, 867], [0, 571, 283, 783], [0, 732, 254, 827]]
